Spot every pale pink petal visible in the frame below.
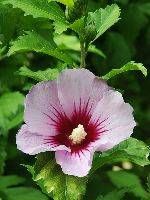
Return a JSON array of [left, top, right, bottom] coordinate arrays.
[[90, 90, 136, 151], [90, 77, 110, 104], [55, 149, 94, 177], [57, 69, 95, 118], [57, 69, 110, 118], [25, 81, 63, 136], [16, 125, 69, 155]]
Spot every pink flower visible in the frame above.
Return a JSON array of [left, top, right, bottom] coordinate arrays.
[[16, 69, 136, 177]]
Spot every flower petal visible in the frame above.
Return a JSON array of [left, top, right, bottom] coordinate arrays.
[[16, 124, 69, 155], [90, 90, 136, 151], [55, 149, 94, 177], [57, 69, 95, 118], [25, 81, 63, 136], [91, 77, 110, 104]]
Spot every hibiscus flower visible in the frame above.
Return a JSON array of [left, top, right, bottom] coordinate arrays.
[[16, 69, 136, 177]]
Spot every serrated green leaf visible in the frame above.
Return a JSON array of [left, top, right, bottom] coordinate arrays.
[[97, 189, 128, 200], [69, 17, 85, 35], [87, 4, 121, 41], [91, 138, 150, 174], [1, 0, 68, 33], [0, 92, 24, 135], [26, 153, 87, 200], [102, 61, 147, 80], [8, 31, 73, 64], [108, 171, 149, 199], [17, 66, 61, 81], [48, 0, 74, 7], [0, 175, 25, 189], [55, 34, 106, 58]]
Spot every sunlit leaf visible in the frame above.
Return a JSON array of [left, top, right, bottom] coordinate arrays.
[[17, 66, 62, 82], [87, 4, 121, 41], [26, 153, 87, 200], [102, 61, 147, 80], [8, 31, 73, 64], [91, 138, 150, 174], [1, 0, 68, 33], [55, 34, 106, 58], [48, 0, 74, 7]]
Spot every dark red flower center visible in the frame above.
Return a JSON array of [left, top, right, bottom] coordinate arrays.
[[44, 99, 107, 153]]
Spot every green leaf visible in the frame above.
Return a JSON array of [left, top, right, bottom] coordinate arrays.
[[26, 153, 87, 200], [102, 61, 147, 80], [48, 0, 74, 7], [97, 189, 128, 200], [8, 31, 73, 64], [69, 17, 85, 36], [0, 175, 25, 189], [102, 32, 131, 68], [87, 4, 121, 41], [0, 138, 7, 174], [0, 92, 24, 135], [17, 66, 62, 82], [1, 0, 68, 33], [3, 187, 49, 200], [108, 171, 149, 199], [91, 138, 150, 174], [55, 34, 106, 58], [66, 0, 88, 23], [0, 4, 20, 44], [118, 4, 148, 43], [139, 3, 150, 16], [147, 174, 150, 193]]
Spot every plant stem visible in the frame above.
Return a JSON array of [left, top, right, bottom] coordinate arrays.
[[80, 42, 86, 68]]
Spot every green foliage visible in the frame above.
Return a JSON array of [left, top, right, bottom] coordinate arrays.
[[0, 92, 24, 135], [139, 3, 150, 16], [103, 32, 132, 68], [118, 4, 148, 44], [26, 153, 87, 200], [0, 175, 48, 200], [108, 171, 149, 199], [0, 138, 6, 174], [66, 0, 88, 22], [0, 175, 25, 189], [0, 4, 20, 45], [8, 31, 73, 64], [91, 138, 150, 174], [87, 4, 121, 42], [97, 189, 128, 200], [48, 0, 74, 7], [17, 66, 63, 81], [102, 61, 147, 80], [55, 34, 106, 58], [1, 0, 68, 33]]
